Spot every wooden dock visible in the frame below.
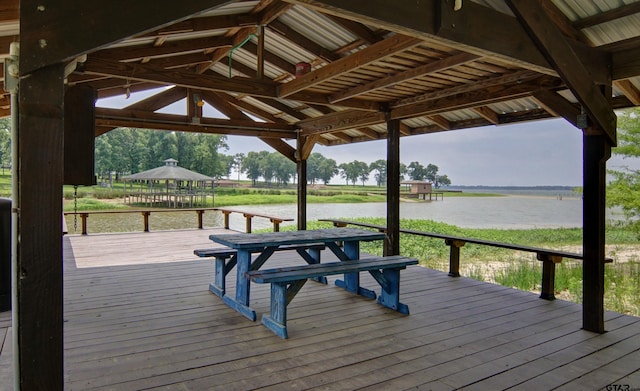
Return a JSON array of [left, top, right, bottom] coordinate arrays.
[[1, 228, 639, 390]]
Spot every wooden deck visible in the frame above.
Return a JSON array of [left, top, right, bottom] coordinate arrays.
[[1, 228, 639, 390]]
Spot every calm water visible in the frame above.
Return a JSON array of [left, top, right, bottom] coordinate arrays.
[[227, 195, 587, 231], [65, 194, 625, 234]]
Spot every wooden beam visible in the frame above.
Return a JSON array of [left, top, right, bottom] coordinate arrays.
[[20, 0, 233, 74], [125, 86, 187, 111], [18, 63, 65, 389], [573, 2, 640, 30], [297, 158, 307, 230], [298, 109, 386, 135], [141, 14, 260, 37], [94, 107, 297, 137], [390, 75, 563, 120], [269, 21, 341, 62], [258, 0, 292, 25], [356, 127, 382, 140], [92, 36, 234, 61], [81, 58, 278, 98], [614, 79, 640, 106], [506, 0, 617, 145], [260, 137, 296, 161], [285, 0, 555, 75], [531, 89, 580, 128], [611, 44, 640, 81], [582, 134, 610, 333], [0, 0, 18, 20], [298, 134, 320, 160], [428, 115, 450, 130], [399, 123, 412, 136], [329, 52, 479, 103], [472, 106, 499, 125], [391, 70, 542, 108], [332, 132, 353, 143], [278, 34, 422, 97], [385, 117, 400, 256], [325, 14, 381, 44], [199, 90, 252, 120], [299, 75, 562, 134]]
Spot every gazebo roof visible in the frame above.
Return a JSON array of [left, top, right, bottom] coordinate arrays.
[[122, 159, 213, 181]]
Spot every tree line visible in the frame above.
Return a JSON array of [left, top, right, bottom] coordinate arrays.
[[0, 123, 453, 188]]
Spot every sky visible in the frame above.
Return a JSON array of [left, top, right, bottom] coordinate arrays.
[[98, 88, 640, 187]]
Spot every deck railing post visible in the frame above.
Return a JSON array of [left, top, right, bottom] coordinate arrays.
[[244, 213, 253, 233], [222, 210, 231, 229], [80, 213, 89, 235], [196, 209, 204, 229], [142, 211, 151, 232], [271, 218, 282, 232], [538, 253, 562, 300], [446, 239, 465, 277]]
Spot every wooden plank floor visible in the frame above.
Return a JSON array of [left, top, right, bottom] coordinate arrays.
[[1, 228, 639, 390]]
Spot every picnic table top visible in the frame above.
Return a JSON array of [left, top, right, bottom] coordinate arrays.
[[208, 228, 385, 249]]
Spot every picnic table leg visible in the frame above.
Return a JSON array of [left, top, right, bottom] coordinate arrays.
[[261, 282, 289, 339], [209, 254, 236, 298], [295, 247, 327, 284], [222, 250, 257, 321], [335, 240, 376, 299], [375, 268, 410, 315]]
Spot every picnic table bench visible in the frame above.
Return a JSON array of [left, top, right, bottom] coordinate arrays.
[[194, 242, 327, 297], [206, 228, 387, 321], [247, 255, 418, 338]]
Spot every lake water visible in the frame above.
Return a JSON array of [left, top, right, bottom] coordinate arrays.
[[65, 193, 625, 235], [224, 194, 611, 231]]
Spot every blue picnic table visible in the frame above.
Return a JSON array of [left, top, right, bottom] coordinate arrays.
[[207, 228, 386, 321]]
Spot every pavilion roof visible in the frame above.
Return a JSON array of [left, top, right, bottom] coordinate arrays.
[[3, 0, 639, 156]]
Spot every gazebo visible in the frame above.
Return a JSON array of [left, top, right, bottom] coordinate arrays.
[[122, 158, 214, 208]]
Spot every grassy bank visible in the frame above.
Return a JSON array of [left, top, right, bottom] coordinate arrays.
[[298, 218, 639, 316]]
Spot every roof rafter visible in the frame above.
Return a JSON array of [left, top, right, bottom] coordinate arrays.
[[278, 34, 422, 97], [506, 0, 617, 144]]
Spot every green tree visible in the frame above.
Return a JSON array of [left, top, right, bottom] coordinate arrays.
[[369, 159, 387, 187], [307, 153, 338, 184], [339, 160, 368, 186], [0, 118, 12, 173], [407, 161, 427, 180], [243, 151, 264, 186], [608, 108, 640, 234], [232, 153, 245, 181], [318, 157, 338, 184], [272, 153, 296, 186]]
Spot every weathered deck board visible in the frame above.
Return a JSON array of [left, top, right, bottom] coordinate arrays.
[[2, 229, 639, 389]]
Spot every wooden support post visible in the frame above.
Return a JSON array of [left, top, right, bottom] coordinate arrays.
[[196, 209, 204, 229], [18, 63, 66, 389], [297, 158, 307, 230], [222, 210, 231, 229], [271, 218, 282, 232], [385, 117, 400, 256], [538, 253, 563, 300], [446, 239, 465, 277], [582, 134, 610, 333], [142, 211, 151, 232], [243, 213, 253, 233], [80, 213, 89, 235]]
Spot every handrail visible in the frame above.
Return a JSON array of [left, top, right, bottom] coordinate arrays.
[[320, 218, 612, 301], [64, 207, 292, 235], [215, 207, 293, 233]]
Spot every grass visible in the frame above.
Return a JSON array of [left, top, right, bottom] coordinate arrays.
[[294, 218, 639, 316]]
